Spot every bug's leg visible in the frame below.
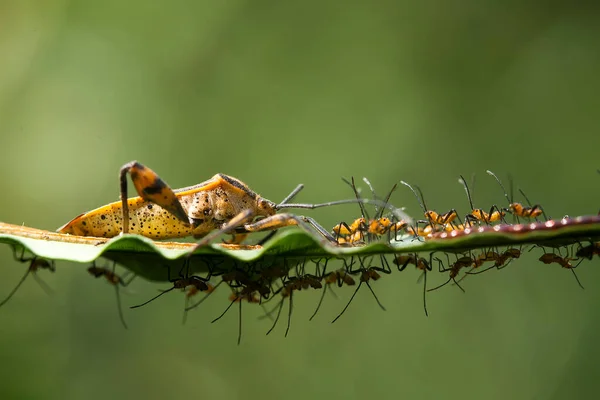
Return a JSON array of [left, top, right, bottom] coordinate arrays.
[[242, 213, 338, 247], [224, 233, 249, 245], [189, 209, 255, 252], [119, 161, 189, 234]]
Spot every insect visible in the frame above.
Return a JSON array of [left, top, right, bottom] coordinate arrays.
[[87, 262, 136, 329], [309, 267, 355, 321], [58, 162, 406, 252], [458, 174, 505, 226], [400, 180, 461, 231], [1, 247, 55, 307], [427, 255, 472, 293], [129, 263, 210, 309], [181, 282, 217, 325], [486, 170, 547, 222], [266, 273, 323, 337], [538, 251, 584, 289], [331, 257, 392, 324], [576, 242, 600, 260], [332, 177, 406, 245], [211, 286, 262, 346], [394, 254, 432, 316]]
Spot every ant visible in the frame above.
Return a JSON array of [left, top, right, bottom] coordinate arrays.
[[309, 266, 356, 321], [458, 174, 505, 226], [393, 253, 432, 316], [130, 262, 210, 309], [265, 273, 323, 337], [486, 170, 547, 222], [537, 247, 584, 289], [87, 261, 136, 329], [576, 242, 600, 260], [211, 285, 263, 345], [332, 177, 406, 245], [427, 254, 472, 293], [1, 247, 55, 307], [181, 281, 217, 325], [331, 255, 389, 323], [400, 180, 461, 232]]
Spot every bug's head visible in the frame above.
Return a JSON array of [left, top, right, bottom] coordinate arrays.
[[256, 197, 277, 216]]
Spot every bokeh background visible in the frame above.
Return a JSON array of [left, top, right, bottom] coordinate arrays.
[[1, 1, 600, 399]]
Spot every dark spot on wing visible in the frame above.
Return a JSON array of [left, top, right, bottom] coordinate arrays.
[[143, 178, 167, 195]]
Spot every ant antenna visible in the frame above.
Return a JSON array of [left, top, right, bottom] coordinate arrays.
[[342, 177, 369, 220], [400, 181, 428, 213], [486, 170, 512, 204]]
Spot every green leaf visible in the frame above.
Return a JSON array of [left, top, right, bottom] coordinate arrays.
[[2, 216, 600, 282]]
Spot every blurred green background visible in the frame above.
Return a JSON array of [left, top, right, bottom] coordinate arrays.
[[1, 1, 600, 399]]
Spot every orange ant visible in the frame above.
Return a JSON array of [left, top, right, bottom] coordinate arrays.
[[458, 174, 505, 226], [400, 180, 461, 231], [332, 177, 406, 245], [330, 255, 388, 323], [1, 247, 55, 307], [58, 161, 405, 251], [486, 170, 547, 222], [129, 263, 210, 309], [537, 248, 584, 289], [394, 253, 432, 316], [87, 261, 136, 329]]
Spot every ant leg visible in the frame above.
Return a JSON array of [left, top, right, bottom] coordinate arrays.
[[186, 280, 223, 312], [130, 287, 176, 309], [266, 298, 285, 335], [285, 292, 293, 338], [0, 266, 32, 307], [31, 271, 54, 296], [237, 300, 243, 345], [331, 282, 363, 323]]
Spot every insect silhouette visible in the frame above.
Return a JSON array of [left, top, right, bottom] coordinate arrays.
[[576, 242, 600, 260], [129, 263, 210, 309], [309, 267, 355, 321], [458, 174, 505, 226], [538, 252, 584, 289], [486, 170, 547, 222], [211, 286, 262, 345], [1, 247, 55, 307], [428, 255, 472, 293], [394, 254, 432, 316], [87, 262, 136, 329], [58, 161, 405, 251]]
